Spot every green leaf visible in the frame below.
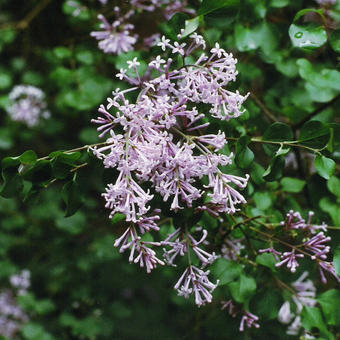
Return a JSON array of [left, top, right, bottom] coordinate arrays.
[[334, 246, 340, 276], [250, 162, 265, 185], [330, 30, 340, 53], [301, 307, 333, 340], [51, 152, 81, 180], [56, 211, 86, 234], [262, 122, 293, 155], [327, 176, 340, 198], [293, 8, 326, 22], [263, 156, 285, 182], [252, 289, 281, 320], [181, 16, 200, 38], [18, 150, 38, 165], [228, 274, 256, 303], [299, 121, 330, 149], [18, 293, 56, 315], [328, 123, 340, 151], [315, 155, 335, 180], [76, 50, 94, 65], [235, 136, 254, 169], [289, 24, 327, 50], [0, 128, 13, 150], [210, 258, 243, 285], [23, 160, 52, 184], [297, 58, 340, 91], [198, 0, 240, 16], [22, 323, 56, 340], [256, 253, 277, 272], [253, 192, 272, 210], [281, 177, 306, 193], [61, 180, 83, 217], [0, 154, 28, 198], [0, 167, 23, 198], [111, 213, 126, 225], [0, 72, 12, 90], [167, 13, 190, 39], [318, 289, 340, 326], [269, 0, 289, 7], [234, 23, 260, 52], [53, 46, 72, 59], [320, 197, 340, 226]]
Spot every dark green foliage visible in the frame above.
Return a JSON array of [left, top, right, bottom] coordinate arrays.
[[0, 0, 339, 339]]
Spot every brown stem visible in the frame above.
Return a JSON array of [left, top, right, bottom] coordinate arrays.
[[293, 94, 340, 130], [250, 92, 278, 123], [0, 0, 52, 31]]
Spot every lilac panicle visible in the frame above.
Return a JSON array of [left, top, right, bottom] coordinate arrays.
[[275, 250, 304, 273], [278, 272, 317, 335], [221, 299, 260, 331], [90, 12, 137, 55], [92, 34, 249, 223], [0, 271, 30, 338], [239, 311, 260, 332], [92, 34, 249, 309], [174, 266, 219, 307], [7, 85, 49, 127], [258, 247, 282, 261]]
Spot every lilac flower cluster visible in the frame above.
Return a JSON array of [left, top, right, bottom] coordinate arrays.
[[163, 227, 219, 306], [91, 7, 137, 55], [91, 1, 194, 55], [0, 270, 30, 339], [92, 34, 249, 306], [260, 210, 340, 283], [221, 300, 260, 331], [278, 272, 317, 336], [7, 85, 50, 127], [315, 0, 337, 6]]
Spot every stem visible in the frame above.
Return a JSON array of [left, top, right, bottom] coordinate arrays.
[[293, 94, 340, 130], [249, 226, 313, 258], [225, 136, 321, 154], [71, 162, 88, 172], [0, 0, 52, 31], [38, 141, 114, 161], [250, 92, 278, 123]]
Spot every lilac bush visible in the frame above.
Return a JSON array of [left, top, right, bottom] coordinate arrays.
[[0, 0, 339, 339]]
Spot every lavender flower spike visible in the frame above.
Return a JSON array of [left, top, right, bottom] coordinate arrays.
[[275, 250, 304, 273], [239, 311, 260, 331], [174, 266, 219, 307]]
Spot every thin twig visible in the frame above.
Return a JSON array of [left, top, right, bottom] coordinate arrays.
[[37, 141, 113, 161], [293, 94, 340, 130], [250, 92, 278, 123], [0, 0, 52, 31], [225, 136, 321, 154]]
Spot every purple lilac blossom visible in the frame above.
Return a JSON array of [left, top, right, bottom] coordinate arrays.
[[92, 35, 249, 306], [221, 238, 245, 261], [275, 250, 304, 273], [9, 270, 30, 296], [221, 300, 260, 330], [92, 1, 195, 55], [278, 272, 317, 336], [0, 271, 30, 338], [92, 35, 249, 223], [315, 0, 337, 5], [7, 85, 49, 127], [174, 266, 219, 307], [239, 311, 260, 332], [90, 11, 137, 55], [130, 0, 195, 19]]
